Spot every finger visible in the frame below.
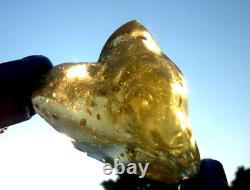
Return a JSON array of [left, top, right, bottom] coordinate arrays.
[[180, 159, 230, 190], [0, 55, 53, 128], [199, 159, 230, 190]]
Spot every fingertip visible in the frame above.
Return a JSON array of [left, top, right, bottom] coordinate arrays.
[[0, 55, 53, 127], [22, 55, 53, 73], [200, 159, 224, 172]]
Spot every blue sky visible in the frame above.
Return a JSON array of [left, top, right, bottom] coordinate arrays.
[[0, 0, 249, 189]]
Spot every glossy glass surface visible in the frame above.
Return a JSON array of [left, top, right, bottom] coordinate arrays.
[[32, 20, 200, 183]]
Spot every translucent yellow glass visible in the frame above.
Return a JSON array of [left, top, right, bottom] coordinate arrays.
[[32, 20, 200, 183]]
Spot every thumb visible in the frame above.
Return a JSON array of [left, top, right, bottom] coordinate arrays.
[[0, 55, 53, 128]]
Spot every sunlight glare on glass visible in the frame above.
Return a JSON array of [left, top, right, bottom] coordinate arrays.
[[66, 65, 90, 79], [176, 111, 189, 130], [171, 81, 188, 96], [142, 31, 162, 55]]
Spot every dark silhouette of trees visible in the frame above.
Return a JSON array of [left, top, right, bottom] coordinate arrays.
[[231, 166, 250, 190], [101, 173, 179, 190]]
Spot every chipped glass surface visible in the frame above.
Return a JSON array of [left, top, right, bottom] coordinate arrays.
[[32, 20, 200, 183]]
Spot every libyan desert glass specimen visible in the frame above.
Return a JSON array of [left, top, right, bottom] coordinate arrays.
[[32, 20, 200, 183]]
